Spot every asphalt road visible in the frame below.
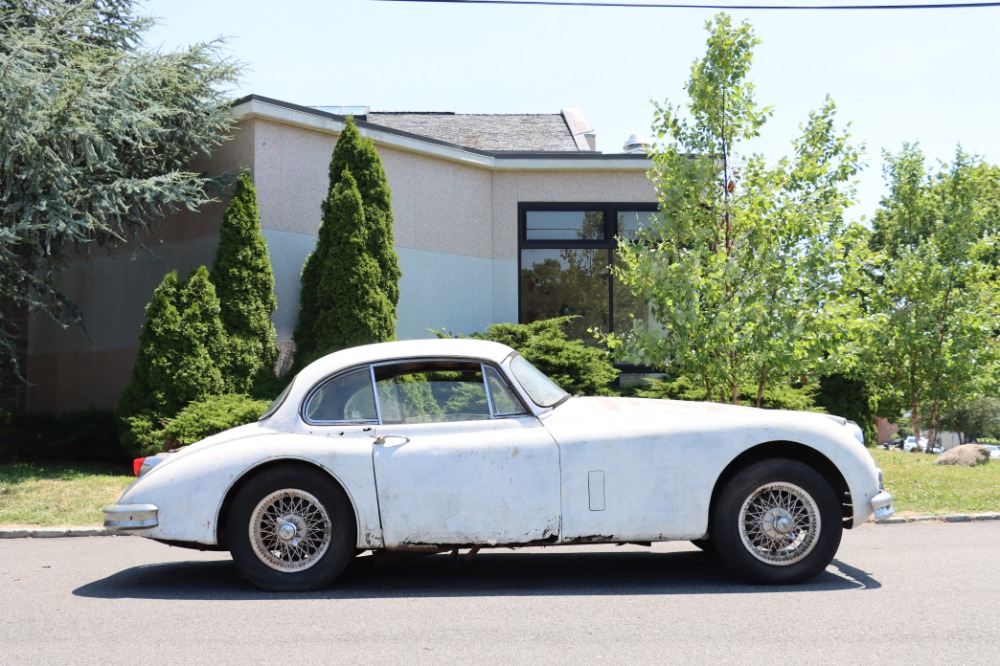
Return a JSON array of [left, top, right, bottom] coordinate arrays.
[[1, 521, 998, 666]]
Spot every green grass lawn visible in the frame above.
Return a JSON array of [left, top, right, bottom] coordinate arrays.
[[872, 447, 1000, 515], [1, 450, 998, 527], [0, 462, 133, 527]]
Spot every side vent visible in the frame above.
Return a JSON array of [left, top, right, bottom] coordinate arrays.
[[588, 470, 606, 511]]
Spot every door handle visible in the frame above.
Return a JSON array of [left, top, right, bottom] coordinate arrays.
[[373, 435, 410, 447]]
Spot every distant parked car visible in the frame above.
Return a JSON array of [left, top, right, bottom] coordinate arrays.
[[983, 444, 1000, 459], [903, 436, 933, 452]]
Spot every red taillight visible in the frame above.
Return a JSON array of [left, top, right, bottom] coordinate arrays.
[[133, 457, 146, 476]]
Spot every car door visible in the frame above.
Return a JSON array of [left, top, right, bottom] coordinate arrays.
[[371, 359, 561, 548]]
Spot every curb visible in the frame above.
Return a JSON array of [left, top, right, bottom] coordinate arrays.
[[0, 527, 117, 539], [875, 512, 1000, 525], [3, 513, 1000, 539]]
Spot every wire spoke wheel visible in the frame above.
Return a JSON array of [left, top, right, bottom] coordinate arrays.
[[739, 482, 820, 566], [712, 459, 842, 584], [229, 466, 356, 591], [249, 488, 333, 573]]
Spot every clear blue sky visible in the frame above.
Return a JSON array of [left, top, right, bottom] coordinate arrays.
[[139, 0, 1000, 222]]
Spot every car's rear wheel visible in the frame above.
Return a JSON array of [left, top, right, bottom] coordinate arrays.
[[228, 465, 356, 591], [711, 459, 842, 584]]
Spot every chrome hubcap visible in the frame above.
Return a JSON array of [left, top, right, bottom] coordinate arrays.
[[739, 482, 820, 566], [276, 520, 299, 543], [249, 489, 332, 572]]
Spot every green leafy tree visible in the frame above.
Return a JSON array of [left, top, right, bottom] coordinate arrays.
[[293, 118, 400, 367], [865, 145, 1000, 452], [211, 171, 279, 395], [606, 14, 863, 407], [294, 170, 394, 367], [939, 397, 1000, 444], [0, 0, 239, 377], [116, 266, 227, 456]]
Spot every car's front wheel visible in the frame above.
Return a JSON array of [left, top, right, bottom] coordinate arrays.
[[228, 465, 356, 591], [711, 459, 842, 584]]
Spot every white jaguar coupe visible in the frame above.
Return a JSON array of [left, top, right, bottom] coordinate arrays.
[[105, 338, 894, 591]]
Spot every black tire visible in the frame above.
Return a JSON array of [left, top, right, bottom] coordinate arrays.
[[228, 465, 356, 591], [689, 538, 715, 553], [711, 459, 842, 585]]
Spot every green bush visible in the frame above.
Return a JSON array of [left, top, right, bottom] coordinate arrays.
[[636, 374, 824, 412], [439, 317, 619, 396], [814, 373, 878, 445], [158, 394, 271, 449], [0, 408, 122, 462]]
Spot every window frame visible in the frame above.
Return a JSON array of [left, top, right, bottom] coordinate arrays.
[[301, 358, 529, 426], [517, 202, 659, 369], [301, 366, 380, 426]]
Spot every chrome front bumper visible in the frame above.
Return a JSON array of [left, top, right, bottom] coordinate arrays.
[[871, 490, 895, 521], [103, 503, 159, 530]]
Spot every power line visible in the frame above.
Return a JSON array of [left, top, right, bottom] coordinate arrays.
[[374, 0, 1000, 10]]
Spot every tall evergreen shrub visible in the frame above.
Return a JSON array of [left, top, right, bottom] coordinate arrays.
[[296, 170, 394, 366], [211, 170, 279, 394], [116, 266, 227, 456], [293, 117, 400, 367], [116, 270, 183, 431], [327, 117, 401, 308]]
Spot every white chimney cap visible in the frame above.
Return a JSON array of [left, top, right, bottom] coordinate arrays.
[[623, 133, 650, 153]]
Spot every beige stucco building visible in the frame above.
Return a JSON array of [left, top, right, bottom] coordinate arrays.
[[24, 95, 655, 413]]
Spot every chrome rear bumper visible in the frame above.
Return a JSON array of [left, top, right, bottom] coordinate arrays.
[[103, 503, 159, 530]]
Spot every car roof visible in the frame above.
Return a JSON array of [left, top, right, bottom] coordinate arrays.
[[295, 338, 517, 386]]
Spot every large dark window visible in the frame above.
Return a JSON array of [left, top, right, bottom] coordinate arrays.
[[518, 203, 660, 342]]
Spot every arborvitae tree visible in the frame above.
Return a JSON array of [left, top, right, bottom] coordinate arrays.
[[211, 170, 278, 394], [116, 271, 183, 433], [296, 170, 394, 367], [173, 266, 227, 402], [327, 117, 402, 308], [116, 266, 227, 455], [294, 118, 400, 368]]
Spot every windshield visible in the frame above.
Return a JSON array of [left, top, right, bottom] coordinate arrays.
[[259, 379, 294, 421], [509, 355, 569, 408]]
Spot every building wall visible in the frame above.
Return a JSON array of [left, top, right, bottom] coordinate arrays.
[[25, 112, 654, 413]]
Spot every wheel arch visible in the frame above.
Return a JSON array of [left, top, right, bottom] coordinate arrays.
[[709, 441, 854, 530], [216, 458, 360, 550]]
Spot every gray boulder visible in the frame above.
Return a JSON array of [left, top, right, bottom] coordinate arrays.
[[935, 444, 992, 467]]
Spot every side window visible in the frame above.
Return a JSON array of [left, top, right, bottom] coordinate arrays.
[[303, 367, 377, 424], [374, 361, 491, 424], [485, 366, 527, 416]]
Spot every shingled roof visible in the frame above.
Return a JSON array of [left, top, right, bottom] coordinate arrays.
[[364, 110, 596, 153]]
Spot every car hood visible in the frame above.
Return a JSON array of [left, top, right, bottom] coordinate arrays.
[[545, 396, 848, 430]]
